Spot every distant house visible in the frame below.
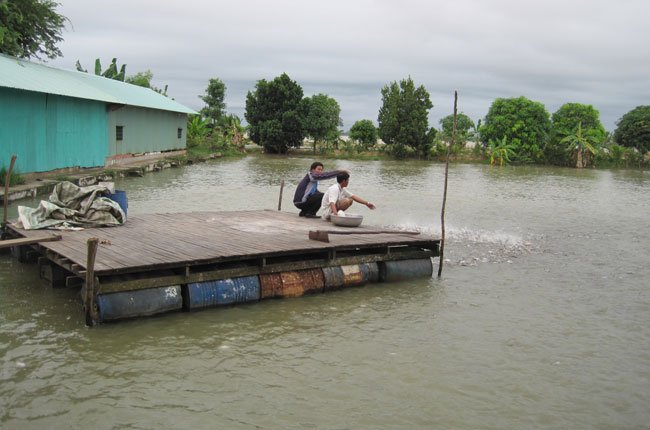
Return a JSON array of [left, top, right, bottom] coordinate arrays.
[[0, 53, 197, 174]]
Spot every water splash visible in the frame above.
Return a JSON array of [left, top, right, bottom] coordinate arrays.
[[382, 222, 541, 266]]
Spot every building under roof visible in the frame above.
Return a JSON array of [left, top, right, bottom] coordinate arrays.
[[0, 53, 197, 174]]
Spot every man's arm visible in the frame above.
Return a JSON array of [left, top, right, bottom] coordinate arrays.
[[311, 169, 349, 180], [351, 195, 376, 209]]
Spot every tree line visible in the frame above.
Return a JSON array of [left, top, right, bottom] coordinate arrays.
[[3, 0, 648, 168], [439, 98, 649, 168], [199, 71, 649, 169]]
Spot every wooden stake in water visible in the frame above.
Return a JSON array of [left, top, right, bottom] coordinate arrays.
[[2, 155, 17, 232], [438, 92, 456, 277], [84, 237, 99, 326], [278, 180, 285, 211]]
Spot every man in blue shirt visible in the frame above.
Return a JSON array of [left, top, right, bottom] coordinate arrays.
[[293, 161, 347, 218]]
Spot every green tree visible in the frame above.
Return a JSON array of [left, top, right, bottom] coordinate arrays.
[[126, 70, 168, 96], [199, 78, 226, 125], [0, 0, 67, 60], [560, 122, 599, 168], [546, 103, 606, 165], [245, 73, 305, 154], [614, 106, 650, 154], [126, 70, 152, 87], [378, 77, 433, 159], [300, 93, 342, 153], [481, 96, 551, 163], [349, 119, 378, 150], [439, 112, 475, 149]]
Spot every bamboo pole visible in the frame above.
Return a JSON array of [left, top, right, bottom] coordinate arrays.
[[438, 92, 457, 277], [84, 237, 100, 326], [278, 180, 285, 211], [2, 155, 17, 230]]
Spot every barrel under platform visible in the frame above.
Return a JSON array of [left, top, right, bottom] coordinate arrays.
[[6, 210, 440, 323]]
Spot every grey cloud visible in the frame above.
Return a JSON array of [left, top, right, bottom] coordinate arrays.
[[49, 0, 649, 131]]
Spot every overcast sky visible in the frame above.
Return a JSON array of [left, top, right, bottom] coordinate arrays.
[[47, 0, 649, 131]]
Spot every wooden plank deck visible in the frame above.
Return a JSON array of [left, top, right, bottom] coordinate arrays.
[[7, 210, 439, 279]]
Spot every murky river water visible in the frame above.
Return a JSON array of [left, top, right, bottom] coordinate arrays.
[[1, 155, 649, 429]]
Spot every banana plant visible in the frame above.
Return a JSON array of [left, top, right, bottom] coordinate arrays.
[[186, 115, 209, 147], [75, 58, 126, 81], [223, 115, 246, 150], [487, 136, 516, 166], [560, 122, 599, 168]]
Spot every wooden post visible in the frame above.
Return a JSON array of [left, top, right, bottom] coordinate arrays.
[[84, 237, 100, 326], [278, 180, 285, 211], [2, 154, 17, 231], [438, 92, 456, 277]]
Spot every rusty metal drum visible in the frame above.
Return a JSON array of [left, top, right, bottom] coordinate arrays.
[[260, 268, 324, 298]]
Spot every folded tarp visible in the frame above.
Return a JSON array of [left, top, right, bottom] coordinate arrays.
[[17, 181, 125, 230]]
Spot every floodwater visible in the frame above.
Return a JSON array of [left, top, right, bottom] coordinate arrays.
[[1, 155, 649, 429]]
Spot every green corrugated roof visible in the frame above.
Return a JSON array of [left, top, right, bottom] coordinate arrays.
[[0, 54, 197, 114]]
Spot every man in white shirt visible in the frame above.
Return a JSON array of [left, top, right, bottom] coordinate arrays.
[[320, 172, 376, 220]]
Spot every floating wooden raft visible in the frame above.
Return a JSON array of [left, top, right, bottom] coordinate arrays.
[[6, 210, 440, 324]]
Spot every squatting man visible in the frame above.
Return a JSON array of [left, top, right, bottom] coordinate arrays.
[[320, 172, 376, 221], [293, 161, 347, 218]]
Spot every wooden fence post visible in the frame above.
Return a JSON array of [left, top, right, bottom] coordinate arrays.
[[2, 154, 17, 232], [84, 237, 100, 326], [438, 91, 456, 277], [278, 180, 285, 211]]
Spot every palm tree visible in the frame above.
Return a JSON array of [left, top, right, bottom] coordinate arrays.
[[560, 122, 599, 168]]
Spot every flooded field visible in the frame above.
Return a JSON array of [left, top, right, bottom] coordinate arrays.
[[1, 155, 648, 429]]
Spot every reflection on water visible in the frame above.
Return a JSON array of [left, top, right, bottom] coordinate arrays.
[[1, 154, 649, 429]]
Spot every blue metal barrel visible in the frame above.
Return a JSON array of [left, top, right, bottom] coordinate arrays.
[[379, 258, 433, 282], [108, 190, 128, 216], [97, 285, 182, 322], [185, 275, 260, 309]]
